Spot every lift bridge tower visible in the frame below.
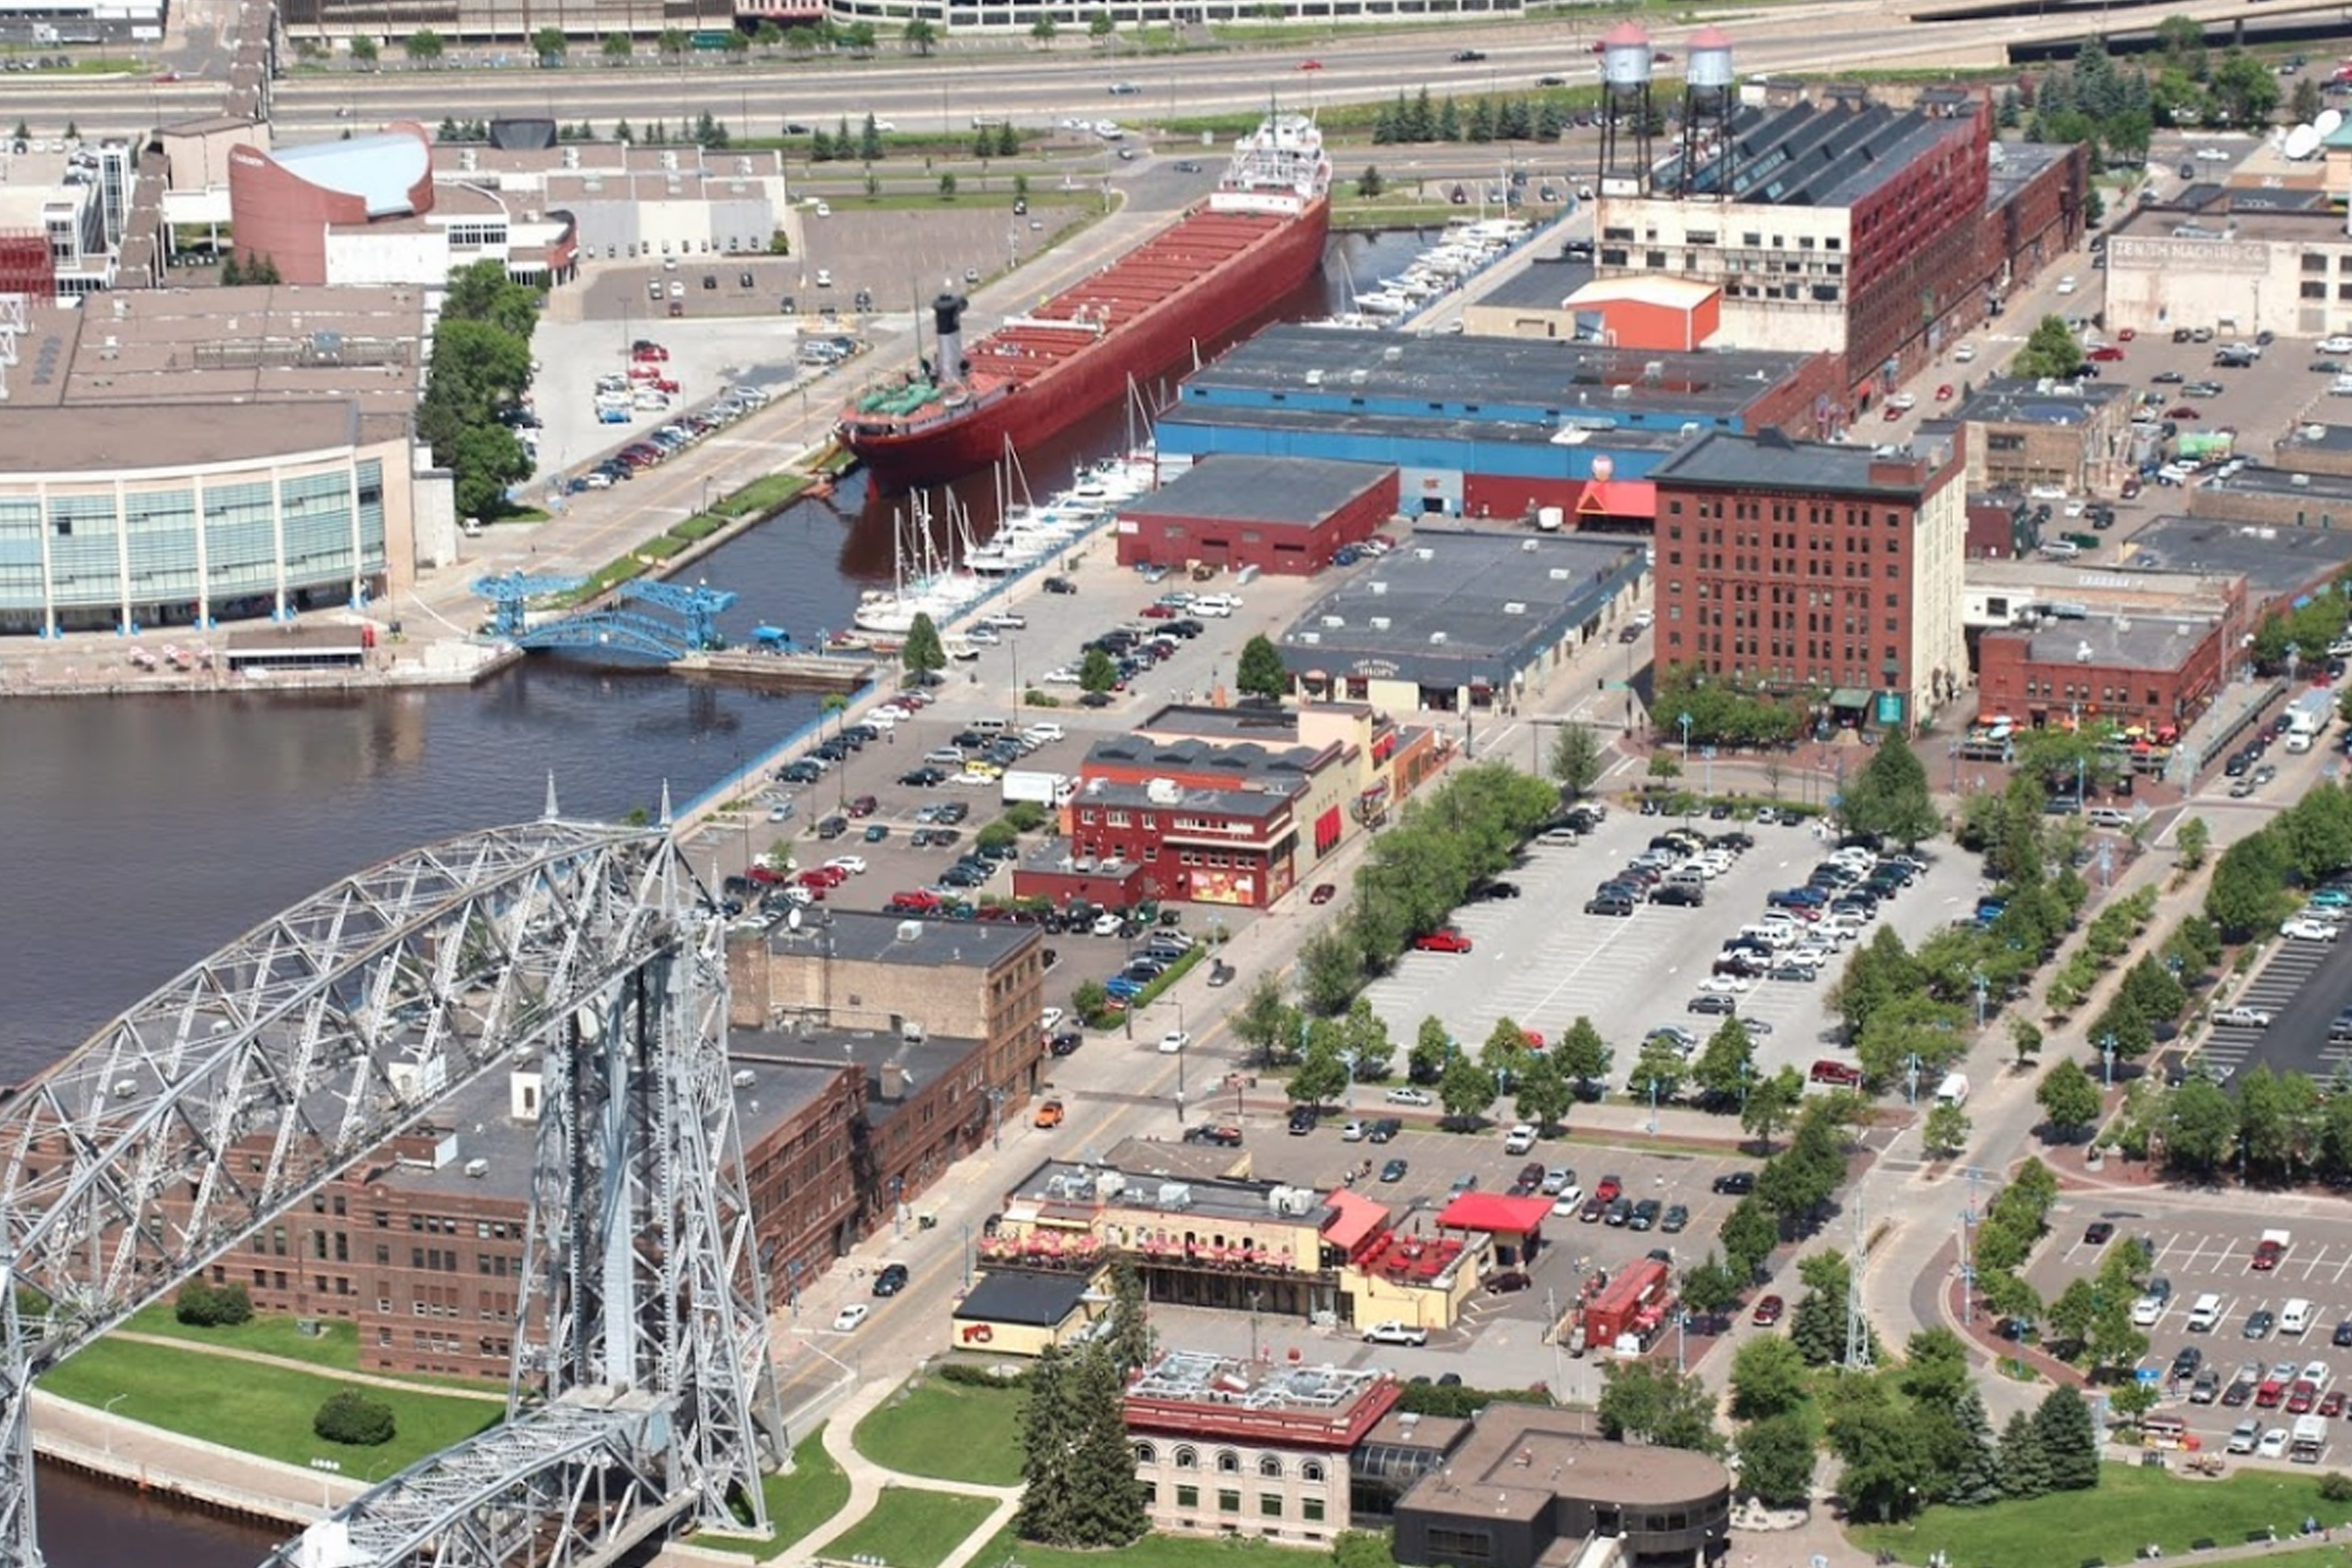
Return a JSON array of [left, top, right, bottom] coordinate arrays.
[[0, 788, 783, 1568]]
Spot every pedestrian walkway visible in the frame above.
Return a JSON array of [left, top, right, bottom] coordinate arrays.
[[786, 1375, 1022, 1568], [109, 1329, 507, 1402]]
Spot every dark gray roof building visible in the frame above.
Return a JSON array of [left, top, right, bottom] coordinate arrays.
[[952, 1268, 1096, 1328], [1651, 427, 1957, 498], [1276, 529, 1647, 692], [1125, 456, 1393, 525], [2125, 515, 2352, 603], [1653, 100, 1957, 208], [761, 908, 1041, 972], [1953, 375, 2133, 427]]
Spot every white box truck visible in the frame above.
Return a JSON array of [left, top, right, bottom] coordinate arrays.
[[1001, 770, 1072, 808], [2286, 688, 2334, 753]]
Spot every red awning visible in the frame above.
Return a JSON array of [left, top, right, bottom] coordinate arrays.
[[1322, 1189, 1392, 1253], [1435, 1193, 1554, 1235]]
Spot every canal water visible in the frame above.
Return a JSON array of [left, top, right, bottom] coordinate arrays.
[[4, 229, 1438, 1567]]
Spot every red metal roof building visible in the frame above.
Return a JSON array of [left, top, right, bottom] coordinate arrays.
[[1435, 1192, 1553, 1268]]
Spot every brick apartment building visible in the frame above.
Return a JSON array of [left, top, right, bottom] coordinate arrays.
[[1650, 427, 1969, 731], [1975, 613, 2226, 733], [193, 1054, 863, 1379], [188, 913, 1041, 1378]]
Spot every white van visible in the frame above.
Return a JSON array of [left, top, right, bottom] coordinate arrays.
[[1935, 1072, 1970, 1107], [2188, 1293, 2225, 1332], [1502, 1124, 1537, 1155], [970, 717, 1012, 736], [2283, 1299, 2316, 1336]]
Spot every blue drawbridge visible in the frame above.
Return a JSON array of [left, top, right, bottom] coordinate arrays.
[[473, 571, 740, 661]]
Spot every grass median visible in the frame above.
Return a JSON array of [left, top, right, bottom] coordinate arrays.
[[694, 1425, 850, 1560], [853, 1376, 1026, 1487], [821, 1485, 999, 1568], [1849, 1464, 2352, 1568], [975, 1523, 1322, 1568], [43, 1336, 500, 1474]]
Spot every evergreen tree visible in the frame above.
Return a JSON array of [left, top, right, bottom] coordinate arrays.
[[861, 112, 885, 161], [1373, 97, 1400, 144], [1106, 1257, 1152, 1373], [810, 126, 833, 161], [1535, 100, 1564, 140], [2033, 1385, 2100, 1490], [998, 122, 1020, 157], [1997, 1408, 2052, 1498], [1997, 86, 2022, 128], [1437, 96, 1461, 141], [1945, 1391, 2003, 1506], [1499, 99, 1532, 140], [1466, 96, 1495, 143], [1015, 1347, 1075, 1542], [1789, 1281, 1844, 1365], [1408, 86, 1435, 141], [1058, 1344, 1148, 1545], [902, 612, 947, 676]]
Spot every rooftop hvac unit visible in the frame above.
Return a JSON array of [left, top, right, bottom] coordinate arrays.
[[1267, 1184, 1300, 1213], [1096, 1171, 1129, 1200], [1549, 567, 1571, 580], [1298, 630, 1321, 644], [1370, 616, 1391, 630], [660, 150, 679, 170], [1415, 547, 1435, 561], [1504, 602, 1527, 614], [1382, 345, 1403, 363], [1306, 368, 1324, 385], [1370, 580, 1387, 595], [464, 1158, 489, 1178], [2076, 641, 2094, 663], [1642, 360, 1663, 382], [1611, 384, 1632, 400], [1146, 777, 1183, 805], [1430, 631, 1449, 644], [1349, 368, 1369, 386], [1321, 615, 1346, 628], [1157, 1182, 1194, 1209]]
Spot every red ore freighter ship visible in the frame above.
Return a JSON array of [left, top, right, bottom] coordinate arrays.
[[837, 111, 1332, 487]]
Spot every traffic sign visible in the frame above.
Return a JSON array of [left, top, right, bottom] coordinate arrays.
[[2136, 1367, 2161, 1385]]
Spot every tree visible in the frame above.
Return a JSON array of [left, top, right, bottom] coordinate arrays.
[[1030, 14, 1058, 43], [1332, 1533, 1398, 1568], [402, 28, 445, 64], [1943, 1390, 2003, 1506], [1998, 1409, 2052, 1499], [1020, 1343, 1147, 1547], [531, 24, 568, 62], [601, 30, 633, 61], [1897, 1327, 1971, 1411], [2009, 1016, 2044, 1069], [1408, 1015, 1450, 1085], [1629, 1031, 1685, 1106], [2208, 827, 2293, 937], [2163, 1075, 2239, 1178], [1088, 8, 1114, 40], [1922, 1101, 1971, 1159], [902, 611, 947, 677], [1235, 634, 1289, 702], [902, 17, 937, 53], [1647, 753, 1682, 784], [1356, 165, 1385, 199], [1232, 974, 1297, 1067], [1079, 646, 1119, 695], [1736, 1414, 1817, 1507], [1547, 721, 1605, 798], [175, 1278, 253, 1326], [1514, 1050, 1574, 1133], [1438, 1052, 1498, 1125], [1830, 1402, 1935, 1522], [861, 112, 886, 162], [1556, 1016, 1610, 1097], [348, 34, 378, 67], [1106, 1257, 1152, 1372], [1691, 1017, 1756, 1108], [2291, 74, 2323, 125], [1790, 1250, 1853, 1366], [1286, 1041, 1349, 1109], [1680, 1252, 1741, 1330], [314, 1389, 397, 1446], [2036, 1058, 2101, 1141], [1719, 1195, 1778, 1283], [1741, 1066, 1804, 1153], [2014, 313, 2087, 379], [1298, 925, 1362, 1017], [1596, 1361, 1721, 1451], [657, 26, 689, 56], [1842, 731, 1940, 847], [2033, 1385, 2100, 1490], [1338, 998, 1394, 1082], [1729, 1334, 1808, 1420]]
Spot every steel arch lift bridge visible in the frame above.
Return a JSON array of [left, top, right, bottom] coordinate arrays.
[[0, 795, 785, 1568]]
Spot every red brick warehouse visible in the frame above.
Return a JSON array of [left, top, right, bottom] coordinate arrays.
[[1117, 456, 1397, 575]]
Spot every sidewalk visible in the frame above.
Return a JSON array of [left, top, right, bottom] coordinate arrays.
[[786, 1375, 1023, 1568]]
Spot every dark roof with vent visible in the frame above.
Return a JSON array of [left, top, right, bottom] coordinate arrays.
[[1652, 99, 1968, 208]]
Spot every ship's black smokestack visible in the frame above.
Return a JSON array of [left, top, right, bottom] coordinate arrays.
[[932, 292, 967, 386]]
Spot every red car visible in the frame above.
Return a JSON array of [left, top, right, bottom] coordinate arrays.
[[1138, 604, 1176, 619], [2257, 1379, 2286, 1408], [2117, 327, 2137, 341], [2322, 1390, 2347, 1418], [886, 890, 943, 913], [631, 341, 669, 361], [2087, 346, 2126, 362], [1310, 883, 1337, 905], [2167, 405, 2202, 421], [1594, 1175, 1624, 1204], [1752, 1294, 1786, 1327], [1412, 928, 1473, 954], [2254, 1238, 2287, 1270], [746, 864, 788, 886], [1882, 404, 1905, 421], [1810, 1059, 1864, 1088], [846, 794, 879, 818], [2289, 1381, 2320, 1414], [1297, 57, 1323, 69], [1935, 384, 1955, 401]]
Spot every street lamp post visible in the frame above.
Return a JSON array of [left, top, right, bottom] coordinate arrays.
[[1959, 1208, 1975, 1326], [787, 1259, 802, 1318], [989, 1087, 1006, 1150], [102, 1392, 127, 1456], [1341, 1048, 1359, 1114], [2100, 1031, 2116, 1090], [1905, 1052, 1922, 1107], [962, 1222, 973, 1291], [1175, 999, 1188, 1124], [1647, 1076, 1659, 1136], [1973, 970, 1989, 1031], [892, 1174, 906, 1238]]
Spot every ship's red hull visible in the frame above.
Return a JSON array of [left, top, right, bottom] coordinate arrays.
[[843, 200, 1329, 488]]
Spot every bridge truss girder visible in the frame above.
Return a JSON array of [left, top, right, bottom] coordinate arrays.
[[0, 815, 781, 1568]]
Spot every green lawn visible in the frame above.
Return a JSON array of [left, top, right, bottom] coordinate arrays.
[[975, 1523, 1325, 1568], [42, 1336, 501, 1475], [118, 1303, 362, 1370], [1850, 1466, 2352, 1568], [695, 1424, 852, 1559], [853, 1378, 1027, 1487], [713, 471, 811, 519], [822, 1485, 998, 1568]]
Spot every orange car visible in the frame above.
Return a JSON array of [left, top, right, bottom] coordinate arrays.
[[1033, 1098, 1066, 1129]]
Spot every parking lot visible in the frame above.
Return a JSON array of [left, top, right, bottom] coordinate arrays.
[[1359, 806, 1985, 1088], [2030, 1197, 2352, 1460]]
